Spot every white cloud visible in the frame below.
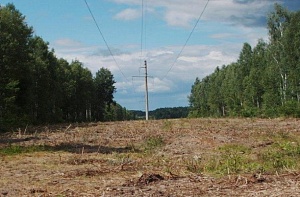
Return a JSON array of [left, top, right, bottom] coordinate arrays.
[[149, 77, 173, 93], [111, 0, 275, 28], [114, 8, 140, 21], [52, 38, 95, 54]]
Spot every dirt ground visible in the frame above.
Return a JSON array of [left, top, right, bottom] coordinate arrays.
[[1, 118, 300, 196]]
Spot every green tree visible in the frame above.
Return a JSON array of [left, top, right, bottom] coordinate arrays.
[[93, 68, 116, 121], [207, 67, 226, 116], [28, 36, 64, 123], [0, 4, 33, 130], [189, 3, 300, 118], [66, 61, 93, 121], [221, 63, 240, 116], [237, 43, 253, 108], [242, 40, 267, 116], [189, 77, 210, 117], [283, 11, 300, 102], [267, 4, 291, 105]]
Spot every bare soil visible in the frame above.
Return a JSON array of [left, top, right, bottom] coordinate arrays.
[[1, 118, 300, 196]]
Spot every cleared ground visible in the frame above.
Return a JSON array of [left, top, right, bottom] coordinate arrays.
[[1, 118, 300, 196]]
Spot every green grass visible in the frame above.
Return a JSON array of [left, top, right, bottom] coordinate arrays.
[[258, 141, 300, 172], [143, 136, 165, 153], [185, 138, 300, 176], [0, 145, 54, 156]]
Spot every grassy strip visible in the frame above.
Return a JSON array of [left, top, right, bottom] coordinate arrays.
[[186, 139, 300, 176], [0, 145, 54, 156]]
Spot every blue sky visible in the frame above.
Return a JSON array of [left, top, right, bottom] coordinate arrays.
[[2, 0, 300, 111]]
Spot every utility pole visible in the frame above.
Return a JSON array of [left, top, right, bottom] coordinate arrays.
[[132, 60, 150, 120], [144, 60, 149, 120]]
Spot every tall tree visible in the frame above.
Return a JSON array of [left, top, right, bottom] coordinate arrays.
[[189, 77, 210, 117], [237, 43, 253, 107], [267, 3, 291, 105], [283, 11, 300, 102], [0, 4, 33, 129], [243, 39, 267, 115], [28, 36, 63, 123], [67, 61, 93, 121], [93, 68, 116, 121]]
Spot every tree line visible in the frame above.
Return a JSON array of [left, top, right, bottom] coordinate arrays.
[[0, 4, 134, 131], [189, 4, 300, 118], [130, 107, 189, 120]]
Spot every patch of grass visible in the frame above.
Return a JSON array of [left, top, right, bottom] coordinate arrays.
[[0, 145, 53, 156], [185, 144, 253, 175], [162, 120, 173, 131], [217, 144, 251, 174], [143, 136, 165, 153], [185, 138, 300, 176], [191, 144, 258, 176], [258, 141, 300, 173]]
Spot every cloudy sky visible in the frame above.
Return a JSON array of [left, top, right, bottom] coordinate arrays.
[[2, 0, 300, 110]]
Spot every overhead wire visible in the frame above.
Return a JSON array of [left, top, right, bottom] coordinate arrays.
[[84, 0, 129, 82], [140, 0, 148, 64], [141, 0, 144, 60], [161, 0, 210, 80]]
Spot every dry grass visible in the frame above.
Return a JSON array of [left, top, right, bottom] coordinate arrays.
[[1, 118, 300, 196]]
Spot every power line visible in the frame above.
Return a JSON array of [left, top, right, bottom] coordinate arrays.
[[140, 0, 148, 62], [139, 0, 150, 120], [141, 0, 144, 59], [84, 0, 129, 82], [161, 0, 210, 80]]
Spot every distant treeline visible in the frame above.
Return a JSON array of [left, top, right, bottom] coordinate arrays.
[[189, 4, 300, 118], [130, 107, 189, 120], [0, 4, 134, 131]]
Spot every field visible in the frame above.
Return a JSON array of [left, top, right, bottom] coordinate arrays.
[[1, 118, 300, 196]]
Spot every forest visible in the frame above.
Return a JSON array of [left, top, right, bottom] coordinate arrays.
[[189, 4, 300, 118], [130, 107, 189, 120], [0, 4, 135, 131]]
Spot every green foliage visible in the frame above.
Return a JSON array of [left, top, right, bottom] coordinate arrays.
[[241, 107, 259, 118], [129, 107, 189, 120], [189, 4, 300, 119], [0, 4, 33, 130], [0, 3, 133, 131], [93, 68, 116, 121], [149, 107, 189, 119], [279, 101, 300, 117]]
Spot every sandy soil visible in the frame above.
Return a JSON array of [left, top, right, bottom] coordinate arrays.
[[1, 118, 300, 196]]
